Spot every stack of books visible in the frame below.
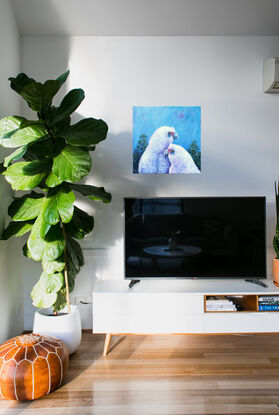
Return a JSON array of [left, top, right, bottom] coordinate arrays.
[[206, 295, 237, 312], [258, 296, 279, 311]]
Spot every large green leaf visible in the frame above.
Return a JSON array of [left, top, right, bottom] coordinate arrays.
[[52, 291, 67, 311], [53, 117, 71, 135], [22, 242, 32, 258], [28, 140, 54, 157], [66, 234, 84, 274], [45, 171, 63, 187], [1, 124, 48, 148], [29, 212, 51, 240], [3, 160, 50, 190], [23, 80, 61, 112], [52, 145, 91, 183], [61, 118, 108, 147], [28, 138, 64, 157], [42, 255, 65, 274], [45, 103, 71, 135], [8, 192, 45, 221], [67, 269, 76, 293], [4, 145, 28, 167], [22, 151, 40, 162], [49, 89, 85, 127], [0, 116, 25, 141], [66, 234, 84, 293], [30, 281, 57, 308], [42, 185, 75, 225], [70, 183, 111, 203], [56, 70, 70, 88], [31, 286, 57, 308], [1, 220, 34, 240], [31, 271, 63, 308], [66, 206, 94, 239], [9, 73, 35, 94], [40, 271, 64, 294], [28, 220, 64, 261], [27, 215, 46, 254], [43, 225, 65, 262], [9, 72, 68, 113]]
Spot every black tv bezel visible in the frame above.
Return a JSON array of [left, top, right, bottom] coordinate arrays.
[[123, 196, 267, 281]]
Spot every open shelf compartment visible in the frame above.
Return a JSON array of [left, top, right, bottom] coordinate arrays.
[[204, 294, 260, 313]]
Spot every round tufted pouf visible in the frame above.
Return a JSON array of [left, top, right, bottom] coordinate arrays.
[[0, 333, 69, 400]]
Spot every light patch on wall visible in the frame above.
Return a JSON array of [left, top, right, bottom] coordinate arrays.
[[133, 106, 201, 174]]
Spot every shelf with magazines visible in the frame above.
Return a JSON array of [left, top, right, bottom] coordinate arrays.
[[205, 295, 258, 313], [257, 295, 279, 311], [204, 294, 279, 312]]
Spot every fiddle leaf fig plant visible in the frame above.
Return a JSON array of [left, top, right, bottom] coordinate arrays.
[[0, 70, 111, 313]]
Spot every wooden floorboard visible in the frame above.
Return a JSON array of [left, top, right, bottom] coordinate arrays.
[[2, 333, 279, 414]]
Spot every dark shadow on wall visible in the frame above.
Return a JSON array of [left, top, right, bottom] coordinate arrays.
[[75, 129, 159, 251]]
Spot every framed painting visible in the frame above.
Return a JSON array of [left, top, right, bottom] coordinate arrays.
[[133, 106, 201, 174]]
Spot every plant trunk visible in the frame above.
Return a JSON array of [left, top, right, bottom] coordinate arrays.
[[62, 223, 71, 314]]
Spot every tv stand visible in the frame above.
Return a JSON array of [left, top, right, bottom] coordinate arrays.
[[128, 279, 140, 289], [93, 279, 279, 356], [245, 279, 268, 288]]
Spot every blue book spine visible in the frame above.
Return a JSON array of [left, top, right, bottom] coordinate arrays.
[[259, 305, 279, 311]]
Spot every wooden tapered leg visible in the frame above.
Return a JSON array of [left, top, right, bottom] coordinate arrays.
[[103, 333, 112, 357]]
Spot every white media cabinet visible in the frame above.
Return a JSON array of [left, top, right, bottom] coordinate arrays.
[[92, 279, 279, 356]]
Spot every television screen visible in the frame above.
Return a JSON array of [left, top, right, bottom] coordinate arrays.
[[124, 197, 266, 280]]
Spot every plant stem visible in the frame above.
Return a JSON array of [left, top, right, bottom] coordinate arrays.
[[45, 124, 57, 147], [62, 223, 71, 314]]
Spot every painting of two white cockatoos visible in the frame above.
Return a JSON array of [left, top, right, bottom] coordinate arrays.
[[133, 106, 201, 174], [138, 126, 200, 174]]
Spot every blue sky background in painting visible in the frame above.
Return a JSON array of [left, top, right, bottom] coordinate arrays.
[[133, 106, 201, 151]]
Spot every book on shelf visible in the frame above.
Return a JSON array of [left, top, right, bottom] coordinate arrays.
[[206, 301, 232, 305], [259, 304, 279, 311], [206, 308, 237, 312], [258, 296, 279, 305], [206, 303, 235, 308], [206, 306, 237, 311], [206, 295, 228, 301], [206, 295, 237, 311], [206, 296, 232, 304]]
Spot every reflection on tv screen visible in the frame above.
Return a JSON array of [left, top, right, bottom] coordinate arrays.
[[124, 197, 266, 280]]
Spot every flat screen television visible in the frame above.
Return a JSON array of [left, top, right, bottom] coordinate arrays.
[[124, 197, 266, 280]]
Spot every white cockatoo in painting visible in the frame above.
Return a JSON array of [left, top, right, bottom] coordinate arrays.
[[138, 126, 178, 174], [167, 143, 200, 173]]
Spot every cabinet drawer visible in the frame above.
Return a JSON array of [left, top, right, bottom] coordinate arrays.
[[131, 294, 203, 315], [204, 313, 279, 333], [93, 293, 203, 316], [93, 293, 133, 315]]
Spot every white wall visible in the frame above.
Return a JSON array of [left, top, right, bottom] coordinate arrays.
[[20, 35, 279, 328], [0, 0, 23, 341]]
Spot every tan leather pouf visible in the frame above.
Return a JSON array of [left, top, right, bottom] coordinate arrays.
[[0, 333, 69, 400]]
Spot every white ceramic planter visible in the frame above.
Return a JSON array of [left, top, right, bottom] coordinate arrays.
[[33, 305, 82, 355]]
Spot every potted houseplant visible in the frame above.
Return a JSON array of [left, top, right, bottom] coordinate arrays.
[[0, 70, 111, 353], [273, 179, 279, 285]]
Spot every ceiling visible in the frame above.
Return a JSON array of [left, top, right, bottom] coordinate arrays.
[[11, 0, 279, 36]]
